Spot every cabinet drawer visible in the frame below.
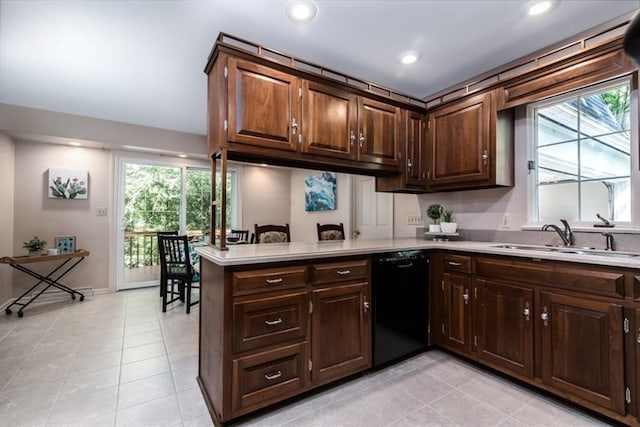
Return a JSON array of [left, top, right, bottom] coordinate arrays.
[[232, 342, 308, 413], [233, 291, 308, 353], [444, 254, 472, 274], [233, 266, 307, 295], [311, 259, 369, 285], [476, 257, 625, 299]]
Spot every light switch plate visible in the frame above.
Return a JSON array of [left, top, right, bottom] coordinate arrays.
[[501, 213, 511, 229], [407, 215, 422, 225], [96, 207, 107, 216]]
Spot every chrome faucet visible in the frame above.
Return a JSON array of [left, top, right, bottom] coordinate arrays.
[[542, 219, 573, 246], [602, 232, 614, 251]]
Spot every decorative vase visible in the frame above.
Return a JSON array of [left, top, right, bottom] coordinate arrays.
[[429, 224, 441, 233], [440, 222, 458, 233], [28, 250, 41, 257]]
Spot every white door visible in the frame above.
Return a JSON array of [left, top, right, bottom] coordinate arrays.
[[352, 175, 393, 239]]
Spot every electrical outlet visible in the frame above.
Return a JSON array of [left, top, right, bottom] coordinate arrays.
[[407, 215, 422, 226], [501, 213, 511, 229], [96, 207, 107, 217]]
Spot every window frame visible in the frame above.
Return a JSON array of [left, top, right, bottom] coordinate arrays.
[[527, 75, 637, 227]]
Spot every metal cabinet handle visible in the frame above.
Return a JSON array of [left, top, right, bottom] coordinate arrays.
[[407, 159, 412, 169], [541, 306, 549, 326], [359, 132, 365, 147], [265, 278, 283, 284], [448, 261, 462, 266], [481, 150, 489, 165], [291, 118, 298, 135], [363, 298, 370, 313], [264, 370, 282, 380], [523, 303, 530, 321], [463, 291, 469, 304], [350, 131, 356, 145], [265, 318, 283, 326], [336, 270, 351, 275]]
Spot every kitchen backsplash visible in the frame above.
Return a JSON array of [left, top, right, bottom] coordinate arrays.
[[417, 228, 640, 253]]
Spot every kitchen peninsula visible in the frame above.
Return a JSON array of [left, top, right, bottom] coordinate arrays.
[[196, 240, 640, 425]]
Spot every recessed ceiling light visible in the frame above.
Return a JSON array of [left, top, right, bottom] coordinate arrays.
[[527, 0, 556, 16], [178, 154, 188, 158], [400, 52, 419, 65], [69, 142, 82, 146], [285, 0, 318, 23]]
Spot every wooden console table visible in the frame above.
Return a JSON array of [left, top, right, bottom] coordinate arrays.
[[1, 250, 90, 317]]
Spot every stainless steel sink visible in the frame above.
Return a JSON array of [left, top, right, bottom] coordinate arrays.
[[491, 244, 640, 259]]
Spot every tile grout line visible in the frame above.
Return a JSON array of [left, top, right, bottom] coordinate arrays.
[[42, 305, 79, 426], [112, 290, 132, 426], [155, 293, 188, 423]]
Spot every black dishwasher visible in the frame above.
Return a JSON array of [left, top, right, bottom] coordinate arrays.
[[372, 250, 429, 367]]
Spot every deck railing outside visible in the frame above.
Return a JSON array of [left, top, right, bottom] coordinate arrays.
[[124, 230, 206, 269]]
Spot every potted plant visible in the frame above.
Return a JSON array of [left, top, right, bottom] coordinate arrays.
[[440, 210, 457, 233], [426, 204, 443, 232], [23, 236, 47, 257]]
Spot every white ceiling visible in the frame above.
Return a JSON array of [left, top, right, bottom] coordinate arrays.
[[1, 0, 638, 136]]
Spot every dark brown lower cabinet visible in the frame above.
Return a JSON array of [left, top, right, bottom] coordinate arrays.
[[474, 279, 534, 378], [232, 341, 309, 413], [443, 272, 472, 354], [312, 281, 370, 385], [539, 292, 625, 415]]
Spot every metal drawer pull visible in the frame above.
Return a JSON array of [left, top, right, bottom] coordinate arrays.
[[265, 318, 283, 326], [264, 370, 282, 380], [336, 270, 351, 275], [448, 261, 462, 266], [265, 278, 283, 284], [397, 262, 414, 269]]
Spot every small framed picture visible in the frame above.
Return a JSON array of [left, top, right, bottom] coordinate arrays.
[[55, 236, 76, 254]]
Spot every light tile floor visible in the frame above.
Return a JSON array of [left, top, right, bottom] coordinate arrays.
[[0, 288, 611, 426]]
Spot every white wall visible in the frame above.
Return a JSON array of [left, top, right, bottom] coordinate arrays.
[[393, 193, 422, 238], [0, 132, 15, 303], [417, 107, 530, 230], [240, 165, 291, 236], [289, 170, 351, 242], [12, 141, 111, 294]]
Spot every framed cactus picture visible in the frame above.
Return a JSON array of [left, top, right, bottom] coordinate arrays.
[[48, 168, 88, 199]]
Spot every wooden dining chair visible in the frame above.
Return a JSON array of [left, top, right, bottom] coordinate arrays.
[[254, 224, 291, 243], [157, 231, 178, 297], [158, 234, 199, 313], [228, 229, 250, 243], [317, 223, 345, 241]]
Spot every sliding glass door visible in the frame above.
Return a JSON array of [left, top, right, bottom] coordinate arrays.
[[116, 157, 212, 290]]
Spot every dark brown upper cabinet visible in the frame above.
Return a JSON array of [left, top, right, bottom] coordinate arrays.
[[227, 57, 300, 152], [426, 90, 513, 191], [375, 109, 426, 193], [209, 52, 406, 175], [301, 80, 357, 160], [357, 97, 401, 167]]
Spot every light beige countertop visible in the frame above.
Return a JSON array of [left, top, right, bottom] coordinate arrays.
[[195, 238, 640, 268]]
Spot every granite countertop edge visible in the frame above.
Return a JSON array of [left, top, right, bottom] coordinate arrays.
[[194, 238, 640, 269]]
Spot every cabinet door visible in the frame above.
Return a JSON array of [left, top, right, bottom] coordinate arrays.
[[427, 91, 492, 187], [474, 279, 534, 378], [405, 111, 427, 187], [227, 57, 299, 151], [312, 282, 370, 385], [357, 97, 401, 166], [443, 272, 472, 354], [539, 292, 625, 414], [301, 80, 357, 160]]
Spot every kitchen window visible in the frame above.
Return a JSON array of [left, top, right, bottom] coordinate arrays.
[[530, 78, 632, 224]]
